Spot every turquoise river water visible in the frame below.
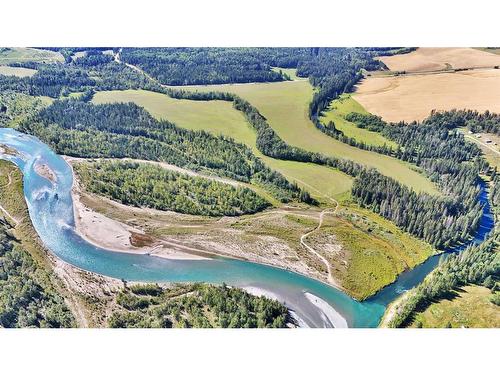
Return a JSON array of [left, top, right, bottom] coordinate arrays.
[[0, 128, 494, 327]]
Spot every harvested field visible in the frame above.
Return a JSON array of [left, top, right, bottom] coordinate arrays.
[[354, 69, 500, 123], [378, 47, 500, 72], [0, 47, 64, 64], [0, 65, 37, 77]]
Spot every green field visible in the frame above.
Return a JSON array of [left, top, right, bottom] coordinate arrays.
[[411, 285, 500, 328], [0, 65, 37, 78], [93, 89, 353, 202], [320, 94, 397, 148], [0, 47, 64, 65], [178, 80, 439, 195]]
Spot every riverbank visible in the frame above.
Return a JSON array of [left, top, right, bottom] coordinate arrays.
[[69, 162, 210, 261]]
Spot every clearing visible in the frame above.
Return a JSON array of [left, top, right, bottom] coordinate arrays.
[[306, 203, 434, 300], [320, 94, 396, 148], [459, 129, 500, 169]]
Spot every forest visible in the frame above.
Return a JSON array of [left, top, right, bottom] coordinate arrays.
[[349, 114, 487, 248], [20, 99, 302, 203], [108, 283, 290, 328], [0, 217, 74, 328], [119, 48, 314, 85], [75, 160, 270, 216]]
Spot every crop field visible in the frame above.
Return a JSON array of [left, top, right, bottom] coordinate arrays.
[[0, 47, 64, 65], [411, 285, 500, 328], [355, 69, 500, 123], [179, 80, 438, 194], [377, 47, 500, 72], [0, 65, 37, 77], [320, 94, 396, 148], [93, 89, 353, 201]]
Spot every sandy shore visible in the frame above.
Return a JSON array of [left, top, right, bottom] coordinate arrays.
[[304, 292, 348, 328], [67, 158, 210, 261], [244, 285, 348, 328]]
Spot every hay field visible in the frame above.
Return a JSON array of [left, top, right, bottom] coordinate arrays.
[[0, 47, 64, 65], [0, 65, 37, 77], [354, 69, 500, 123], [179, 80, 438, 194], [378, 47, 500, 72], [93, 89, 353, 201]]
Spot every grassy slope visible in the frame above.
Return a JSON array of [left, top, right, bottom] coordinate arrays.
[[411, 285, 500, 328], [93, 89, 353, 202], [0, 47, 64, 65], [178, 80, 438, 195], [320, 94, 397, 148]]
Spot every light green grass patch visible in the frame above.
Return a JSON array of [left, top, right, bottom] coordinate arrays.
[[321, 94, 397, 148], [178, 80, 439, 195], [0, 47, 64, 64], [0, 65, 37, 78], [93, 89, 353, 202]]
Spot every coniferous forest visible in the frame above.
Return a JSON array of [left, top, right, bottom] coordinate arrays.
[[75, 161, 271, 216]]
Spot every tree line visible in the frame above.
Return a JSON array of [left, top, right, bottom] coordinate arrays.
[[75, 160, 271, 216]]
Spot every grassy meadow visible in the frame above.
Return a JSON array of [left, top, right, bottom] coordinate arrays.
[[93, 89, 353, 202], [0, 47, 64, 65], [320, 94, 397, 148], [178, 79, 438, 195], [411, 285, 500, 328]]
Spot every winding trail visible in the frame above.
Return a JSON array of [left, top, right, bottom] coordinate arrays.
[[300, 205, 338, 285]]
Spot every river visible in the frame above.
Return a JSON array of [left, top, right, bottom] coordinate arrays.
[[0, 128, 494, 327]]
